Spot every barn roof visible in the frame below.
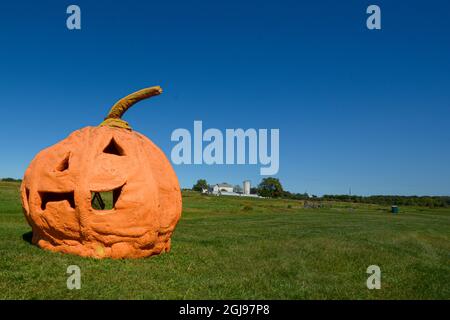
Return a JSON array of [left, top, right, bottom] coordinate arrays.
[[217, 183, 233, 188]]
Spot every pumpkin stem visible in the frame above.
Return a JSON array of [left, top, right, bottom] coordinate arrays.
[[100, 86, 163, 129]]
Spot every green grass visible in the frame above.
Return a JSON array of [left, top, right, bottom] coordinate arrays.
[[0, 181, 449, 299]]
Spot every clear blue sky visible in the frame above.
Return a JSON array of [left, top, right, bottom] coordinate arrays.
[[0, 0, 449, 196]]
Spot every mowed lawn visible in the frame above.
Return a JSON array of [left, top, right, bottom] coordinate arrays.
[[0, 181, 449, 299]]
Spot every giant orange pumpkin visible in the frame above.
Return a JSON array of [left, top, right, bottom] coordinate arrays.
[[20, 86, 182, 259]]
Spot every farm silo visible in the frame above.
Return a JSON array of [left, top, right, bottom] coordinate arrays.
[[243, 180, 251, 195]]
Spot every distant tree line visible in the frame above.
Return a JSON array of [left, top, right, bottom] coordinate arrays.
[[192, 177, 305, 199], [321, 194, 450, 208], [1, 177, 22, 182], [191, 177, 449, 207]]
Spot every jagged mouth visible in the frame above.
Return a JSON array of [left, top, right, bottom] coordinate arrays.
[[38, 185, 124, 211], [37, 184, 124, 212], [39, 191, 75, 210]]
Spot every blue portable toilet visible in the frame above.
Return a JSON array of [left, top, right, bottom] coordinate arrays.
[[391, 205, 399, 214]]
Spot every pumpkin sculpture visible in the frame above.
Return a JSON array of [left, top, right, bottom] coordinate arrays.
[[20, 86, 182, 259]]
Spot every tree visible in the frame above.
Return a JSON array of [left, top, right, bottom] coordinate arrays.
[[192, 179, 208, 192], [257, 177, 283, 198]]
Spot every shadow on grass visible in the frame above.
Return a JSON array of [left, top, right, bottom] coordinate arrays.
[[22, 231, 33, 244]]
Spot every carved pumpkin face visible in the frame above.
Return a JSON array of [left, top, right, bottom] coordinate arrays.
[[20, 87, 182, 259]]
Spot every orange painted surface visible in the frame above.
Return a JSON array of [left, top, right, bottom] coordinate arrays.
[[20, 87, 182, 259]]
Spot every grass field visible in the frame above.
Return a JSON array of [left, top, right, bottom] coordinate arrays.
[[0, 181, 449, 299]]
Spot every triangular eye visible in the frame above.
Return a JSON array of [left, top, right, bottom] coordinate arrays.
[[56, 153, 70, 171], [103, 138, 125, 156]]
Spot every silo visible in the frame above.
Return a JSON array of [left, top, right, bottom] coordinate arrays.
[[243, 180, 251, 195]]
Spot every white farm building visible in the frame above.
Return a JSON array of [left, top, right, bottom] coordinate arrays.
[[212, 183, 234, 193], [204, 181, 261, 198]]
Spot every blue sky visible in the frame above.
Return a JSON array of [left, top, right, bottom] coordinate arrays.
[[0, 0, 449, 195]]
